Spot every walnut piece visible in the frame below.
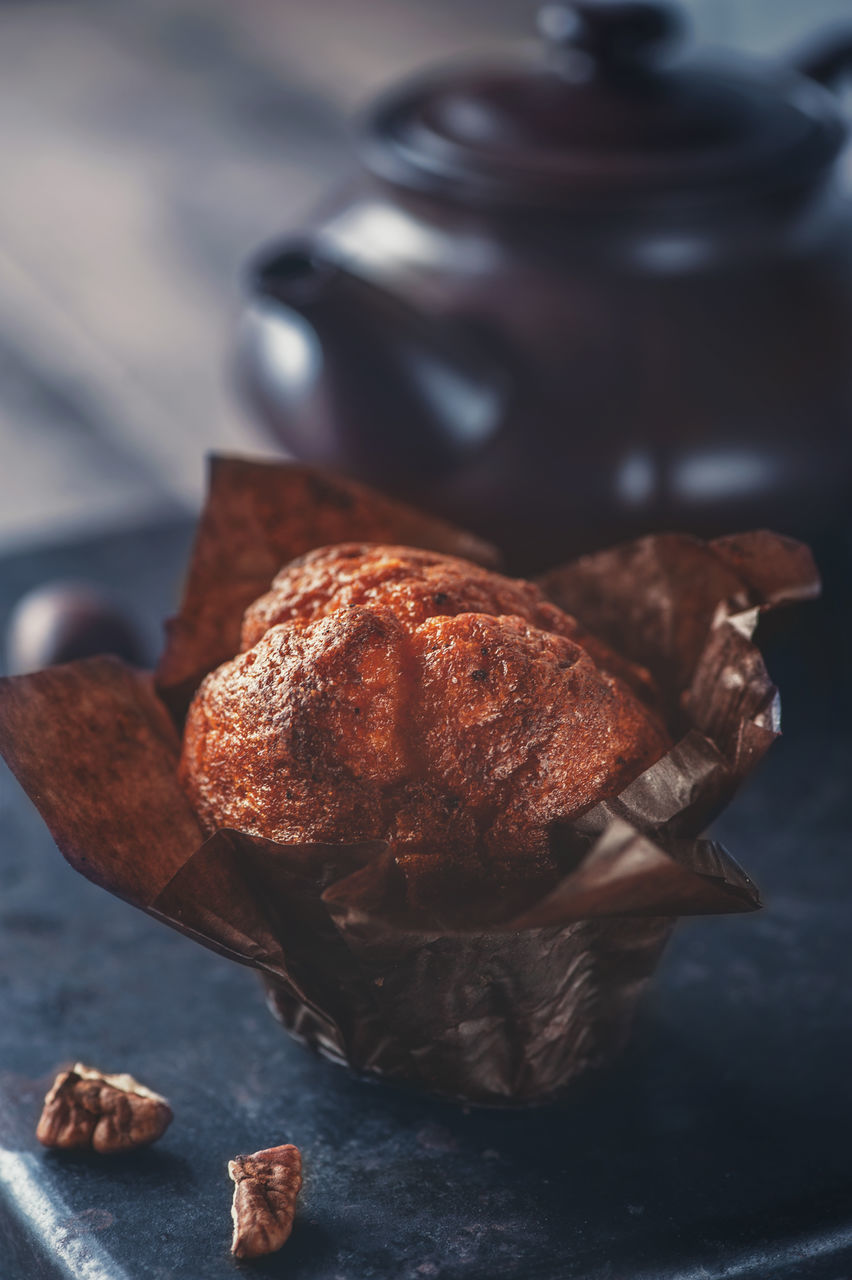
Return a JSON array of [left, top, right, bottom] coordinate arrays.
[[36, 1063, 173, 1154], [229, 1143, 302, 1259]]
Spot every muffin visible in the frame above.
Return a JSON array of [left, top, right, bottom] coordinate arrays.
[[0, 457, 818, 1104], [180, 545, 669, 917]]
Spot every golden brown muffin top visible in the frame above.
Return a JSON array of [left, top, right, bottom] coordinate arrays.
[[242, 543, 655, 702], [180, 545, 669, 911]]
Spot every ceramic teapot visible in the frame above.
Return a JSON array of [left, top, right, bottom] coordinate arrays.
[[238, 1, 852, 568]]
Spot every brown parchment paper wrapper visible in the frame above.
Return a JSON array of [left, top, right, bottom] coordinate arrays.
[[0, 458, 820, 1105]]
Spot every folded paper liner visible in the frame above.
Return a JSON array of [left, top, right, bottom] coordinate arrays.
[[0, 458, 820, 1104]]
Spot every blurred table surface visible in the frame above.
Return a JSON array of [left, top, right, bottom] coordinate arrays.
[[1, 0, 851, 553]]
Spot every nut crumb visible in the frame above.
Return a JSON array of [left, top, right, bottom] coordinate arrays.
[[229, 1143, 302, 1259], [36, 1064, 172, 1154]]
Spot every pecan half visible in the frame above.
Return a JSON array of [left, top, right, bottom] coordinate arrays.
[[36, 1064, 173, 1154], [229, 1143, 302, 1259]]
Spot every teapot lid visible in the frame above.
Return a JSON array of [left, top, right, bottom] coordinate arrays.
[[362, 1, 845, 211]]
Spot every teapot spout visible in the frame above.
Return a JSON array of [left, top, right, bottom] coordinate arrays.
[[238, 239, 510, 490]]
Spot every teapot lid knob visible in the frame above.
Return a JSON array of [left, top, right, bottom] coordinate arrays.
[[537, 1, 682, 67]]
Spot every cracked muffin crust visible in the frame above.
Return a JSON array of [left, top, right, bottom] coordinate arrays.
[[180, 546, 669, 909], [240, 543, 654, 700]]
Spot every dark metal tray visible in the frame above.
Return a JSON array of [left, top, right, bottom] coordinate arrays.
[[1, 520, 850, 1279]]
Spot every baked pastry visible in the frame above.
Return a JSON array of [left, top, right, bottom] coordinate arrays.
[[180, 545, 669, 909], [0, 456, 813, 1104]]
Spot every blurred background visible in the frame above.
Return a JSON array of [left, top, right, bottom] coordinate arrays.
[[3, 0, 852, 555]]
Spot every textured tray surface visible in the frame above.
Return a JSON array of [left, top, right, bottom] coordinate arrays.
[[0, 521, 850, 1280]]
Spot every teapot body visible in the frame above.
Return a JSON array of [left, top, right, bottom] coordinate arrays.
[[244, 166, 852, 566]]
